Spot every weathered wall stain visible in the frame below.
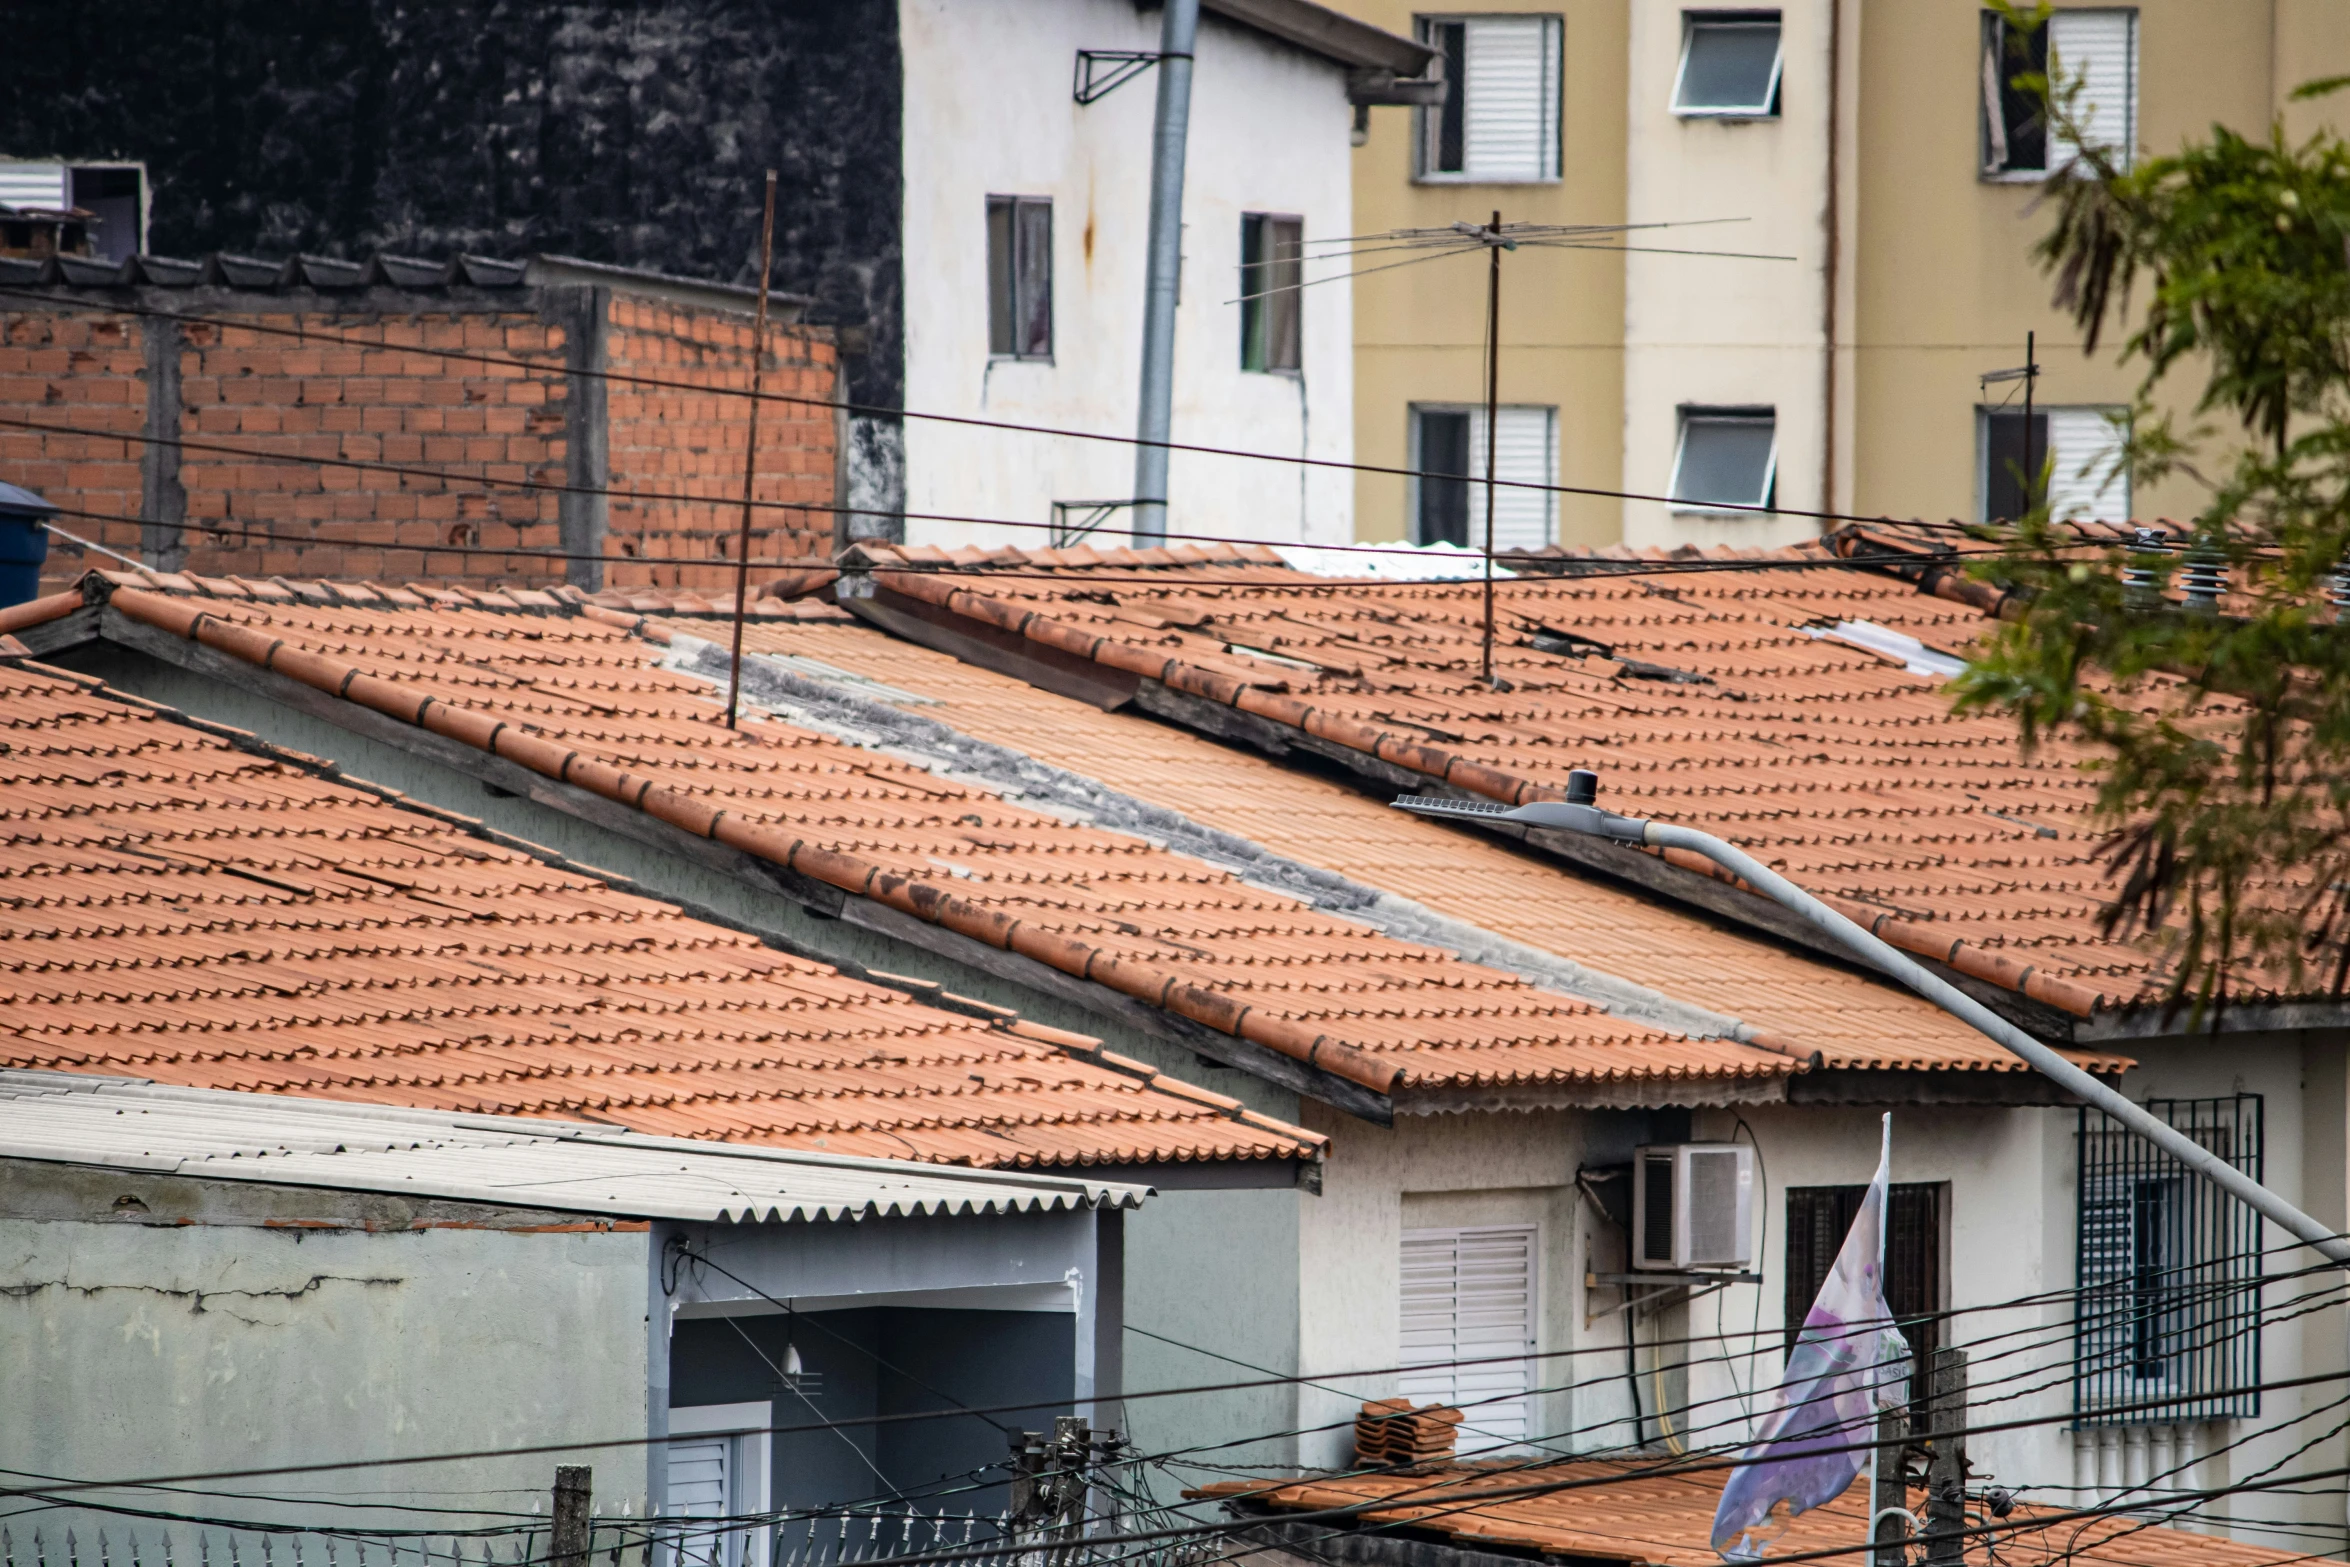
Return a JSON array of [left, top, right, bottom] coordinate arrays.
[[0, 1271, 405, 1315], [3, 1, 904, 415]]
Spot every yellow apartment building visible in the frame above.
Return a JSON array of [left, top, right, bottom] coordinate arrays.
[[1333, 1, 2350, 552]]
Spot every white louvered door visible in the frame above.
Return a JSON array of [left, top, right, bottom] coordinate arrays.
[[2050, 10, 2137, 168], [666, 1436, 730, 1567], [1399, 1225, 1538, 1453], [2045, 407, 2130, 523], [1463, 16, 1562, 182], [1466, 406, 1558, 552]]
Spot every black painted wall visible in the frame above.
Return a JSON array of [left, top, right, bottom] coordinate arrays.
[[1, 1, 906, 412]]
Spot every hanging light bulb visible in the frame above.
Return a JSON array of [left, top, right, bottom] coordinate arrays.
[[783, 1339, 804, 1379]]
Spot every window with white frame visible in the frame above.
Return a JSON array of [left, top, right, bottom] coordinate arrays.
[[1411, 404, 1556, 550], [1415, 16, 1564, 183], [986, 196, 1053, 360], [666, 1402, 774, 1567], [1979, 405, 2129, 523], [1399, 1225, 1537, 1452], [1240, 213, 1303, 372], [1672, 12, 1783, 118], [1980, 8, 2136, 177], [1670, 408, 1776, 513]]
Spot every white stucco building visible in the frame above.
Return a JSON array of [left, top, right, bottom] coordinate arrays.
[[895, 0, 1428, 553]]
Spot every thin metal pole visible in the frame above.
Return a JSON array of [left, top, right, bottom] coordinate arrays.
[[2021, 329, 2037, 509], [1867, 1111, 1888, 1563], [1130, 0, 1200, 544], [1481, 209, 1501, 687], [726, 168, 779, 731]]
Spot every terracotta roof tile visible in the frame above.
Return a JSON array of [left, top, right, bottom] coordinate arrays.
[[0, 660, 1322, 1171], [838, 544, 2258, 1014], [65, 574, 1805, 1102], [1190, 1462, 2327, 1567], [659, 614, 2123, 1075]]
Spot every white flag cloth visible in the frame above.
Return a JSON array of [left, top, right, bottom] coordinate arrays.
[[1712, 1140, 1911, 1560]]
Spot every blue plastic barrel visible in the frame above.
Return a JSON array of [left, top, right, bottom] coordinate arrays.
[[0, 482, 57, 609]]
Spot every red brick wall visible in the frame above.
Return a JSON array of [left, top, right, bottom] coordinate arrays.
[[172, 312, 571, 583], [604, 295, 837, 592], [3, 295, 837, 594], [0, 311, 148, 571]]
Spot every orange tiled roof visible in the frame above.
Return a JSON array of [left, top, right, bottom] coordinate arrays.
[[0, 657, 1325, 1170], [649, 610, 2122, 1077], [1188, 1462, 2331, 1567], [838, 538, 2229, 1015], [13, 571, 1806, 1108]]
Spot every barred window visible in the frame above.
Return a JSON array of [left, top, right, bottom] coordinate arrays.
[[1785, 1182, 1944, 1405], [2075, 1095, 2264, 1424]]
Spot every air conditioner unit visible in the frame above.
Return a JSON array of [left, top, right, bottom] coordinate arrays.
[[1632, 1143, 1755, 1271]]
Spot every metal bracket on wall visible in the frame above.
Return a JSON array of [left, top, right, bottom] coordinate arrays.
[[1583, 1269, 1761, 1327], [1073, 50, 1171, 105], [1050, 497, 1139, 545]]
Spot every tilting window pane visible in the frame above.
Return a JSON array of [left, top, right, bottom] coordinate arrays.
[[1015, 199, 1053, 358], [1979, 11, 2048, 174], [986, 199, 1017, 356], [1673, 15, 1783, 116], [1423, 20, 1468, 174], [1240, 214, 1303, 372], [1670, 411, 1776, 510]]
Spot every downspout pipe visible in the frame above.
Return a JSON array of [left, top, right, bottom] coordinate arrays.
[[1131, 0, 1200, 545], [1394, 780, 2350, 1269]]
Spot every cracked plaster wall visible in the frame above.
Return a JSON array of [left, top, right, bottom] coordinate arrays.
[[0, 1201, 651, 1525]]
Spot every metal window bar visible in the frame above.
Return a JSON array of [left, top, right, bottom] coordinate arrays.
[[2075, 1093, 2265, 1424]]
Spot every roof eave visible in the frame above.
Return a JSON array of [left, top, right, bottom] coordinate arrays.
[[1202, 0, 1433, 75]]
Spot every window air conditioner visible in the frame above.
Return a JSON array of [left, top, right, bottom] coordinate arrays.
[[1632, 1143, 1755, 1271]]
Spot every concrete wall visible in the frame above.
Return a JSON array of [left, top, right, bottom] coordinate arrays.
[[1338, 0, 1630, 551], [896, 0, 1356, 551], [0, 1163, 653, 1527]]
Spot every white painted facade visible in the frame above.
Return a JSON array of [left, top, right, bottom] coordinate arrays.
[[1272, 1030, 2350, 1554], [898, 0, 1357, 552], [1621, 0, 1834, 551]]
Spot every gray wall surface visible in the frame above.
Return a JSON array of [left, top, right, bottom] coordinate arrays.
[[0, 1168, 653, 1528]]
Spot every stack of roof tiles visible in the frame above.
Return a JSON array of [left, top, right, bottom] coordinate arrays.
[[2, 570, 1813, 1103], [841, 535, 2232, 1013], [0, 656, 1323, 1171], [1353, 1399, 1463, 1468]]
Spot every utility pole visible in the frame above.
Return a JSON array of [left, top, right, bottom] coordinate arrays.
[[1130, 0, 1199, 544], [1922, 1349, 1969, 1567]]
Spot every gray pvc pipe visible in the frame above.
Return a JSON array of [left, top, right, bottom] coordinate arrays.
[[1130, 0, 1198, 545], [1495, 799, 2350, 1267]]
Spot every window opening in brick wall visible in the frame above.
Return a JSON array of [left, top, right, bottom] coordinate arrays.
[[1673, 12, 1783, 118], [1400, 1225, 1538, 1452], [1415, 16, 1563, 182], [1240, 214, 1303, 373], [986, 196, 1053, 360], [1785, 1182, 1943, 1420], [2076, 1095, 2263, 1425]]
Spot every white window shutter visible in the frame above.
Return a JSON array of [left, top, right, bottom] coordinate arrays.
[[1399, 1225, 1538, 1452], [2045, 407, 2131, 523], [666, 1433, 731, 1517], [1467, 406, 1557, 551], [2050, 10, 2137, 169], [0, 163, 68, 209], [1464, 17, 1561, 182]]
